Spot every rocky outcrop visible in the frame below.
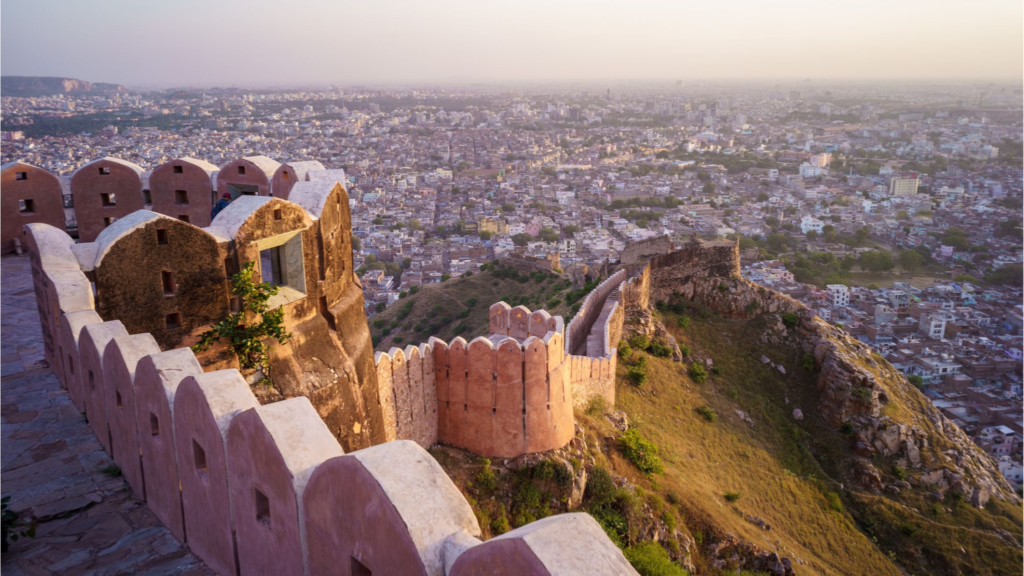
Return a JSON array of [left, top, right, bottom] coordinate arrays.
[[646, 270, 1018, 504]]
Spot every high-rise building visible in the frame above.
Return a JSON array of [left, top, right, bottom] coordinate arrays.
[[889, 173, 919, 196]]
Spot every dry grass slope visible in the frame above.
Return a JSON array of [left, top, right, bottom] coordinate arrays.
[[579, 302, 1021, 575]]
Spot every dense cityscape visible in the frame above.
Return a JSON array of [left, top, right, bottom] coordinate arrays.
[[3, 82, 1023, 493]]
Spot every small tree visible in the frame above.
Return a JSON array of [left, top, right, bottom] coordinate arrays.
[[193, 262, 292, 385]]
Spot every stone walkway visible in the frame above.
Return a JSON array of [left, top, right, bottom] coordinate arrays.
[[1, 255, 212, 575]]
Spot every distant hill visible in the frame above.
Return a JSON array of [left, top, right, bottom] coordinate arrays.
[[1, 76, 127, 97]]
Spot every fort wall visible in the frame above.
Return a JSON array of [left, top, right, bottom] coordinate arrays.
[[2, 156, 343, 245], [618, 234, 674, 265], [22, 221, 632, 575], [1, 162, 66, 254]]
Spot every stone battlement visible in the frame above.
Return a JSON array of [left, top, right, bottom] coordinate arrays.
[[21, 217, 636, 575], [373, 299, 618, 457]]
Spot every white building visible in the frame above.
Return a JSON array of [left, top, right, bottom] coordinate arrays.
[[919, 311, 948, 339], [827, 284, 850, 307], [800, 215, 825, 234]]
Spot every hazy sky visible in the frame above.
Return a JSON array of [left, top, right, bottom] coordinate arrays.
[[3, 0, 1021, 87]]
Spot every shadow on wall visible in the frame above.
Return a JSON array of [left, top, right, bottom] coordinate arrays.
[[22, 222, 637, 576]]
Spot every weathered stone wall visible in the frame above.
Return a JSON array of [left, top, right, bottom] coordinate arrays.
[[619, 235, 674, 265], [24, 234, 631, 575], [90, 212, 229, 350]]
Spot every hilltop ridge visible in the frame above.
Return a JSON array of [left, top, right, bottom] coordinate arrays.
[[1, 75, 126, 97]]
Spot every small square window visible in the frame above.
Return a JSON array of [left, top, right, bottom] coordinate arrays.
[[238, 165, 246, 175], [15, 171, 27, 181], [157, 229, 168, 245], [103, 217, 117, 227], [161, 271, 176, 296], [101, 192, 116, 206], [193, 440, 207, 472], [175, 190, 188, 205], [178, 215, 190, 224], [143, 189, 152, 204], [150, 413, 160, 436], [99, 167, 111, 175], [173, 165, 184, 174], [165, 312, 182, 329], [19, 199, 35, 213], [255, 487, 271, 527], [282, 171, 289, 180], [273, 209, 282, 220]]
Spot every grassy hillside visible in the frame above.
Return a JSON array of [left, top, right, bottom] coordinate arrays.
[[577, 301, 1021, 575], [371, 263, 596, 352]]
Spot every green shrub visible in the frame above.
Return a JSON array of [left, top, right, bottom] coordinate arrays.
[[723, 491, 741, 503], [648, 340, 672, 358], [907, 374, 924, 389], [491, 503, 510, 535], [781, 312, 799, 329], [585, 466, 618, 509], [624, 541, 689, 576], [618, 342, 633, 359], [688, 363, 707, 383], [408, 286, 419, 295], [893, 465, 907, 481], [628, 334, 650, 351], [851, 387, 873, 403], [627, 366, 647, 387], [619, 429, 664, 476], [474, 458, 497, 492], [840, 422, 856, 436], [678, 343, 691, 357], [695, 405, 717, 422], [802, 353, 815, 371], [678, 316, 690, 330], [586, 395, 609, 416], [826, 492, 844, 513]]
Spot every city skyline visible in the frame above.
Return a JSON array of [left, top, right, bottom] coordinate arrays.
[[2, 0, 1022, 87]]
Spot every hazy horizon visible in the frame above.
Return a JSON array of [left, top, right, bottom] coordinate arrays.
[[3, 0, 1022, 88]]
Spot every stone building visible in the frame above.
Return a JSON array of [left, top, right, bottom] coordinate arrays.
[[216, 155, 280, 199], [148, 157, 219, 227], [270, 160, 325, 200], [70, 157, 145, 242], [84, 211, 228, 350], [1, 162, 66, 253]]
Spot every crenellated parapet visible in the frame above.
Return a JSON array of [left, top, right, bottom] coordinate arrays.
[[20, 225, 634, 575]]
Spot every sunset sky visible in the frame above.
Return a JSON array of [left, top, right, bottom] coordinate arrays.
[[3, 0, 1021, 87]]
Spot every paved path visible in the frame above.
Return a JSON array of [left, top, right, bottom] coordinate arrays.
[[1, 254, 212, 575]]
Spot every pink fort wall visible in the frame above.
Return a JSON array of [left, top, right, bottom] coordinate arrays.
[[58, 310, 103, 412], [174, 371, 258, 576], [78, 321, 129, 453], [102, 333, 161, 498], [303, 456, 433, 576], [134, 348, 204, 543]]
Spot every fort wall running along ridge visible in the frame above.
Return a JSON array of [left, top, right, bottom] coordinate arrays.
[[18, 164, 643, 574]]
